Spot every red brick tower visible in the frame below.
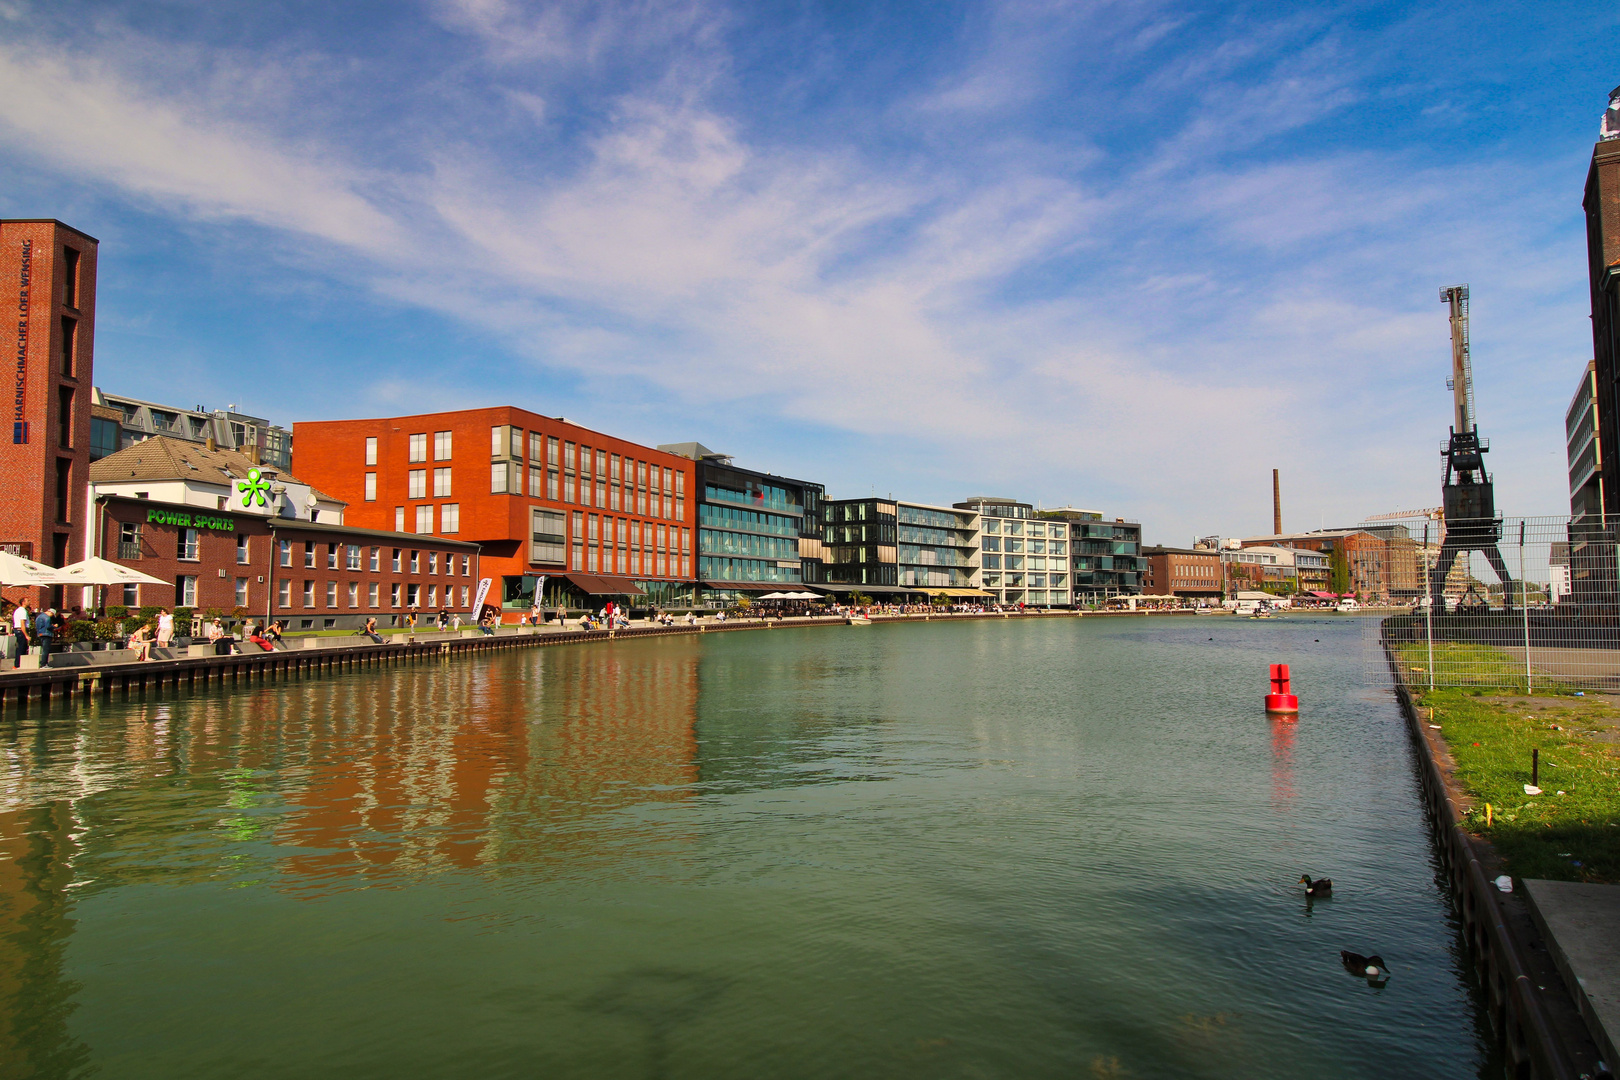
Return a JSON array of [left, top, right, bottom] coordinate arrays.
[[0, 220, 97, 603]]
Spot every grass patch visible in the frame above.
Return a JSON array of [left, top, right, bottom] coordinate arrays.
[[1413, 687, 1620, 882], [1392, 641, 1532, 691]]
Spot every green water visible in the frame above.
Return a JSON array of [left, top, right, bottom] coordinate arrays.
[[0, 616, 1495, 1078]]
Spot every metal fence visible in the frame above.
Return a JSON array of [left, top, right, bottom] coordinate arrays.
[[1359, 514, 1620, 691]]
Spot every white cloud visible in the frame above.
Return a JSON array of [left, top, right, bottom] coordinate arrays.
[[0, 5, 1593, 539], [0, 43, 406, 254]]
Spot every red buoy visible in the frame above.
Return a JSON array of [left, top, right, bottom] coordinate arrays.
[[1266, 663, 1299, 714]]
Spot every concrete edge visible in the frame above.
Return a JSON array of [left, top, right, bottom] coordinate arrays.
[[1522, 879, 1620, 1071]]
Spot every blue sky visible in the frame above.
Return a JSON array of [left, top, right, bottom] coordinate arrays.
[[0, 1, 1613, 543]]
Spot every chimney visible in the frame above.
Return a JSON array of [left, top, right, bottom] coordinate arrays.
[[205, 434, 217, 453], [1272, 469, 1282, 535]]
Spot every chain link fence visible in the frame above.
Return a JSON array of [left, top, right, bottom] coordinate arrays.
[[1359, 515, 1620, 691]]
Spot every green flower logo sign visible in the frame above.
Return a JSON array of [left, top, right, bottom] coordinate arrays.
[[238, 467, 272, 508]]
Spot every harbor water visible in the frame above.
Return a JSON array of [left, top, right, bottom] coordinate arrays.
[[0, 615, 1497, 1078]]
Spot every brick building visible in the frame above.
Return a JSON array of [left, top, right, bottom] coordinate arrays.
[[1140, 545, 1224, 601], [1585, 121, 1620, 522], [1241, 530, 1389, 600], [0, 220, 97, 606], [292, 409, 698, 612], [89, 438, 478, 629]]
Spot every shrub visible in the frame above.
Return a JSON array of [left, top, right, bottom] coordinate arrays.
[[173, 607, 194, 627], [106, 605, 128, 619], [64, 620, 96, 643], [93, 617, 123, 641]]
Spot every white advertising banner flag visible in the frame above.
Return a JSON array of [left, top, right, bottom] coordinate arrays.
[[472, 577, 492, 614]]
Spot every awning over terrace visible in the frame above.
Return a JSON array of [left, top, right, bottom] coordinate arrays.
[[562, 573, 646, 596], [702, 580, 784, 593]]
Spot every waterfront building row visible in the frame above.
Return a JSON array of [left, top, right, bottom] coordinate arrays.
[[0, 216, 1146, 616]]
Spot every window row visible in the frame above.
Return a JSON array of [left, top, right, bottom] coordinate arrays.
[[276, 580, 474, 610], [491, 461, 686, 519], [277, 540, 472, 576], [391, 504, 461, 534]]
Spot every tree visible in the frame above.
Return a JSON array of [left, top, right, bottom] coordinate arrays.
[[1328, 548, 1351, 595]]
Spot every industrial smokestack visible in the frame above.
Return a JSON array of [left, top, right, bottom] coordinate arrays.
[[1272, 469, 1281, 536]]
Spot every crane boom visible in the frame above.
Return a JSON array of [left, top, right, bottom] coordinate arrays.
[[1441, 284, 1474, 433]]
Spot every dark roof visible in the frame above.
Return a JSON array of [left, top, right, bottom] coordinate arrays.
[[90, 435, 343, 503]]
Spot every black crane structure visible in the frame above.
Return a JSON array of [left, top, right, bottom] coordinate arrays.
[[1430, 285, 1514, 614]]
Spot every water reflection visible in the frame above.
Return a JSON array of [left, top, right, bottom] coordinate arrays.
[[0, 801, 91, 1078], [1, 640, 701, 902], [1269, 716, 1297, 812], [0, 620, 1496, 1079]]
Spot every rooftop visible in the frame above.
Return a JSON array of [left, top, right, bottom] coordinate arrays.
[[89, 436, 341, 503]]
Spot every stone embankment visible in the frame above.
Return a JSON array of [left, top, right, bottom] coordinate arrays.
[[1383, 646, 1613, 1080]]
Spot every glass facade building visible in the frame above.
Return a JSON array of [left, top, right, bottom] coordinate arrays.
[[1040, 508, 1143, 600], [822, 498, 898, 586], [954, 497, 1070, 607], [660, 443, 825, 601], [896, 503, 978, 588]]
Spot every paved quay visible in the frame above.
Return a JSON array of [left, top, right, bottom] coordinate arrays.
[[1523, 879, 1620, 1072]]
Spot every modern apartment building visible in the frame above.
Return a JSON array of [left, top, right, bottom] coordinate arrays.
[[659, 442, 825, 602], [292, 408, 697, 612], [1565, 360, 1618, 608], [953, 497, 1070, 607], [821, 497, 907, 595], [1043, 508, 1141, 600], [91, 388, 292, 469], [896, 503, 979, 592]]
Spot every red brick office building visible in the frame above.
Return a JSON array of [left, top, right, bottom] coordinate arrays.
[[292, 408, 698, 611], [91, 439, 480, 630], [0, 219, 97, 604], [1140, 546, 1225, 601]]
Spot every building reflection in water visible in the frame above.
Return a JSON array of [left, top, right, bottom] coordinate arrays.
[[0, 637, 703, 1063], [0, 800, 91, 1078]]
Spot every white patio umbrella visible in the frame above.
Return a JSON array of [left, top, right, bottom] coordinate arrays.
[[783, 592, 822, 600], [756, 592, 793, 600], [0, 550, 78, 587], [55, 556, 169, 587]]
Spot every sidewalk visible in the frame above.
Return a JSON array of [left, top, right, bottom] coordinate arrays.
[[1522, 879, 1620, 1070]]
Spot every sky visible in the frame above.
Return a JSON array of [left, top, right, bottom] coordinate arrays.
[[0, 1, 1614, 544]]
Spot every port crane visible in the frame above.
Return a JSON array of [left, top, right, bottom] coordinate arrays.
[[1429, 285, 1513, 612]]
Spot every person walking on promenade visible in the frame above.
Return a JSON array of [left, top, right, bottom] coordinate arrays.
[[452, 612, 462, 630], [362, 616, 383, 644], [156, 608, 175, 649], [34, 608, 57, 664], [127, 622, 154, 661]]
